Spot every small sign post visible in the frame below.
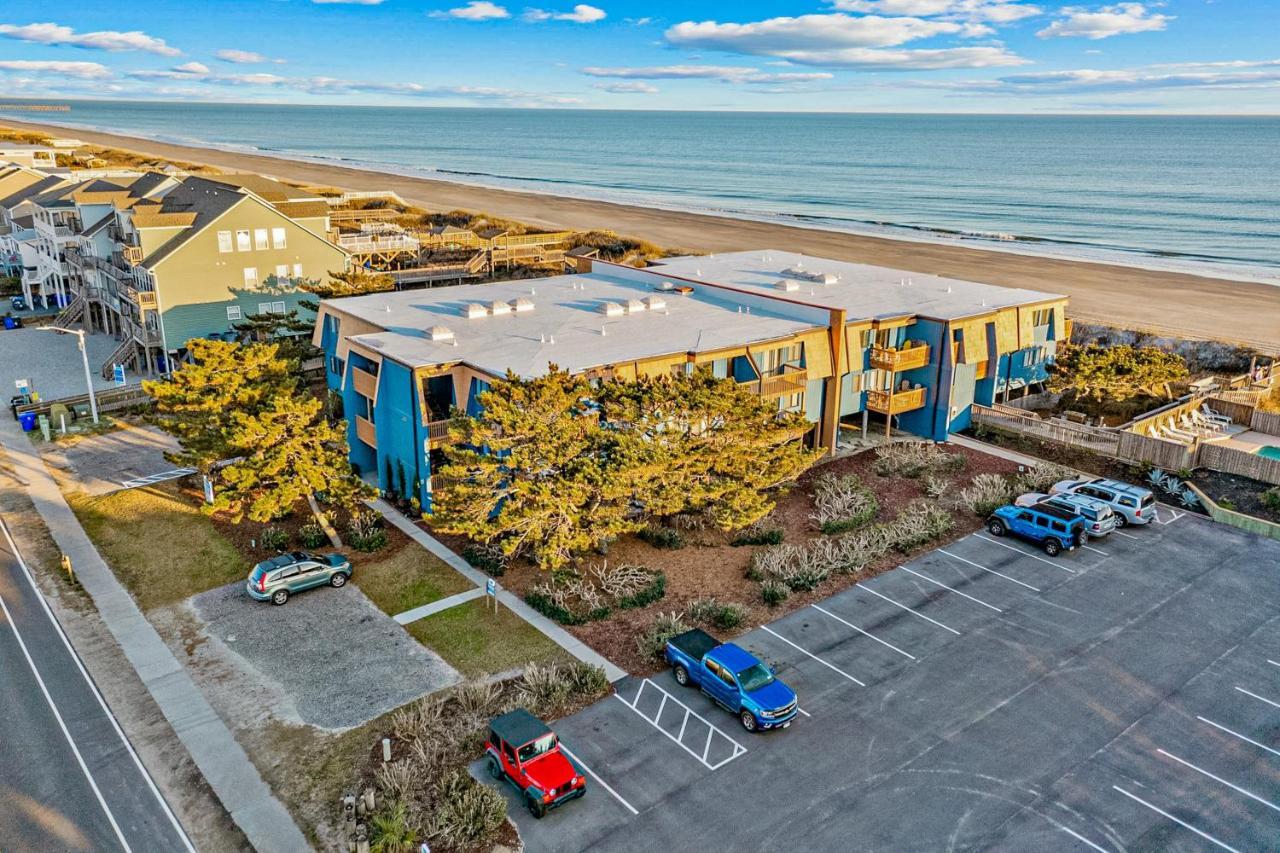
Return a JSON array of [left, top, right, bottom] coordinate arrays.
[[14, 378, 29, 395], [486, 577, 498, 613], [112, 363, 126, 387]]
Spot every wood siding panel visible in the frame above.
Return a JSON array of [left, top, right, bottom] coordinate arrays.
[[1017, 307, 1035, 350], [799, 329, 833, 379], [994, 309, 1019, 354]]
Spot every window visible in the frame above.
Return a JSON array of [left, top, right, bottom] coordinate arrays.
[[1032, 308, 1052, 327], [253, 228, 269, 251], [226, 305, 242, 321], [716, 666, 735, 688], [244, 267, 258, 287], [1051, 521, 1066, 533], [235, 230, 251, 252], [1034, 516, 1049, 528], [271, 227, 287, 249], [502, 742, 517, 764], [257, 300, 286, 315], [1016, 511, 1033, 522], [858, 329, 873, 350], [330, 356, 345, 377], [217, 230, 233, 253], [517, 734, 557, 763], [276, 264, 290, 280], [292, 263, 303, 278], [278, 566, 299, 580], [705, 660, 722, 678]]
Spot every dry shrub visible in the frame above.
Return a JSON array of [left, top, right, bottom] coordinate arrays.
[[636, 611, 689, 658], [591, 561, 650, 599], [375, 760, 425, 804], [958, 473, 1017, 517], [1013, 462, 1076, 493], [873, 441, 964, 478], [430, 771, 507, 846], [810, 473, 878, 532]]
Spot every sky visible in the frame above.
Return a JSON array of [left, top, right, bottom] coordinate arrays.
[[0, 1, 1277, 112]]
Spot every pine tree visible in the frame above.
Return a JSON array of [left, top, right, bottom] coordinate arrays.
[[1049, 344, 1189, 402], [212, 392, 368, 523], [143, 340, 295, 473], [231, 308, 316, 363], [303, 268, 396, 300]]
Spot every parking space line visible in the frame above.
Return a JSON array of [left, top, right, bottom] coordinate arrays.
[[1152, 508, 1185, 526], [1234, 686, 1280, 709], [759, 624, 866, 686], [796, 706, 812, 717], [1157, 748, 1280, 815], [1080, 543, 1109, 556], [614, 680, 747, 771], [1197, 716, 1280, 759], [559, 744, 638, 816], [1268, 659, 1280, 669], [1113, 786, 1240, 853], [937, 548, 1042, 592], [898, 566, 1002, 613], [811, 604, 917, 661], [855, 583, 961, 635], [975, 534, 1077, 572], [1112, 530, 1140, 540], [1056, 824, 1114, 853]]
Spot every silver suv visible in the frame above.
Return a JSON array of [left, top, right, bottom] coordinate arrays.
[[1050, 478, 1156, 527]]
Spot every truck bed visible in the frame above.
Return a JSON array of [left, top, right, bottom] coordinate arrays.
[[667, 628, 718, 663]]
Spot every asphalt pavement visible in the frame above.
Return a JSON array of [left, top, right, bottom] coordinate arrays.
[[0, 520, 193, 853]]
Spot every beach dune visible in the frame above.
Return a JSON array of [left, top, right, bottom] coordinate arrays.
[[8, 117, 1277, 352]]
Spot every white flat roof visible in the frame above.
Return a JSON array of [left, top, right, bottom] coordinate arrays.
[[651, 250, 1065, 321], [330, 269, 820, 377]]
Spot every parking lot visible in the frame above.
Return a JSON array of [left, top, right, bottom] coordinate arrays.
[[479, 507, 1280, 851]]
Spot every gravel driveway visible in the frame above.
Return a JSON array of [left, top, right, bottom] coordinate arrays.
[[192, 581, 460, 729]]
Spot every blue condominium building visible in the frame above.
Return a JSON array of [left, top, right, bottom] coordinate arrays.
[[313, 250, 1068, 509]]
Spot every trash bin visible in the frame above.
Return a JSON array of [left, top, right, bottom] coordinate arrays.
[[18, 411, 37, 431], [3, 316, 15, 330]]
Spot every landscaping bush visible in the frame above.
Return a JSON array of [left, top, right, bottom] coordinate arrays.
[[731, 522, 784, 546], [431, 771, 506, 846], [369, 800, 417, 853], [563, 660, 610, 699], [760, 579, 790, 606], [638, 525, 684, 549], [882, 500, 954, 552], [810, 473, 879, 533], [636, 611, 689, 658], [375, 761, 425, 805], [922, 473, 951, 500], [1262, 487, 1280, 512], [873, 442, 966, 479], [524, 589, 588, 626], [958, 473, 1017, 517], [518, 661, 574, 716], [347, 511, 389, 552], [462, 542, 508, 577], [298, 523, 327, 549], [259, 526, 288, 551], [689, 598, 748, 631], [526, 564, 663, 624], [618, 571, 665, 609], [1012, 462, 1076, 493]]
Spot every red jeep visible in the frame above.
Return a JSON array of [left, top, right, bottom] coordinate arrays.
[[485, 708, 585, 818]]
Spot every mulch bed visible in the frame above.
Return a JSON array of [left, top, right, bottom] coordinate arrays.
[[1188, 469, 1280, 524], [432, 444, 1019, 676]]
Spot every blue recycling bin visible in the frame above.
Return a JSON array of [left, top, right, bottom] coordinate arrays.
[[19, 411, 37, 431], [3, 316, 15, 330]]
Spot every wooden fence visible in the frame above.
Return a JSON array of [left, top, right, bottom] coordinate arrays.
[[971, 404, 1121, 455], [1115, 431, 1196, 471], [1205, 397, 1258, 426], [1199, 443, 1280, 486], [15, 385, 151, 419], [1251, 409, 1280, 437]]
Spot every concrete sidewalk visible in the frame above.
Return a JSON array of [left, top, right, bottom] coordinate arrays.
[[370, 499, 628, 682], [0, 418, 311, 853]]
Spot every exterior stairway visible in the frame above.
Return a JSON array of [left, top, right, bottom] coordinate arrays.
[[100, 336, 138, 380], [53, 291, 86, 328]]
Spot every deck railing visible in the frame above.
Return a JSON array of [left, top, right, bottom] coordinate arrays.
[[869, 342, 930, 372], [355, 415, 377, 448], [866, 386, 927, 415]]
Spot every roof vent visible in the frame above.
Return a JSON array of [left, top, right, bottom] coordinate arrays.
[[509, 297, 534, 313], [624, 298, 646, 314], [775, 279, 800, 292], [489, 299, 512, 316], [426, 325, 454, 342], [463, 303, 488, 319], [657, 280, 675, 291], [597, 301, 625, 317], [644, 295, 667, 312]]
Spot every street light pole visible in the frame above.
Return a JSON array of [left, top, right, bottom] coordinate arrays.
[[40, 326, 99, 424]]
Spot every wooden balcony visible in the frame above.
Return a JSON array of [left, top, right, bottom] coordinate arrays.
[[351, 366, 378, 400], [741, 365, 808, 398], [355, 415, 377, 448], [866, 386, 927, 415], [121, 245, 144, 265], [426, 419, 453, 446], [869, 342, 930, 372]]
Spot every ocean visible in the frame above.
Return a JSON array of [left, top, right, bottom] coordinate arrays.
[[9, 100, 1280, 282]]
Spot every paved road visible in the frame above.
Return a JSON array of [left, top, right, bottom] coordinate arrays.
[[0, 521, 193, 853]]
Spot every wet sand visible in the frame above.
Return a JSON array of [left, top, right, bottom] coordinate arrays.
[[8, 116, 1277, 351]]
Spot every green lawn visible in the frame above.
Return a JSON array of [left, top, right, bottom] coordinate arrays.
[[352, 545, 472, 617], [405, 598, 568, 678], [67, 484, 249, 611]]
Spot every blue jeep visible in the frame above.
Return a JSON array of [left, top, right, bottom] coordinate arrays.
[[665, 629, 798, 732], [986, 503, 1087, 557]]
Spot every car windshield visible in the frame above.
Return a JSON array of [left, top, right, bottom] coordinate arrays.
[[1140, 494, 1154, 507], [736, 663, 775, 693], [517, 733, 557, 762]]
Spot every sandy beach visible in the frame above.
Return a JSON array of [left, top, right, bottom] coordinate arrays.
[[7, 116, 1277, 352]]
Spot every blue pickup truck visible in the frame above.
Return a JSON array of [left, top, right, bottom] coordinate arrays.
[[665, 629, 798, 732]]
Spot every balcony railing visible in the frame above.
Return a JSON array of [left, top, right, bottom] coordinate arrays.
[[740, 364, 808, 398], [121, 245, 144, 265], [351, 366, 378, 400], [355, 415, 377, 448], [869, 342, 930, 372], [866, 386, 927, 415], [427, 419, 453, 444]]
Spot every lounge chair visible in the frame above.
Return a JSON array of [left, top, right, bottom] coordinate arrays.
[[1189, 410, 1223, 432], [1161, 424, 1197, 443], [1200, 404, 1232, 425]]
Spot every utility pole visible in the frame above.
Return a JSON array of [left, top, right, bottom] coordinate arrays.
[[41, 326, 99, 424]]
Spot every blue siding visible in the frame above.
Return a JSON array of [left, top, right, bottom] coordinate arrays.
[[373, 360, 429, 505], [895, 318, 949, 441]]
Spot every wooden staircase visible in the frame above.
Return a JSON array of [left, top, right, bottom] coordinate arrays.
[[53, 291, 86, 328], [100, 336, 138, 380]]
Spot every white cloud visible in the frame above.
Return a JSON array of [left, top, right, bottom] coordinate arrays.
[[666, 14, 965, 53], [216, 48, 284, 64], [173, 61, 209, 74], [430, 1, 511, 19], [1037, 3, 1170, 40], [128, 61, 213, 80], [582, 64, 834, 83], [594, 81, 659, 93], [0, 22, 180, 55], [525, 4, 606, 23], [830, 0, 1041, 23], [0, 59, 112, 79], [777, 46, 1026, 68]]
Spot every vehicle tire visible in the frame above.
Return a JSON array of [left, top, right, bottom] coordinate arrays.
[[740, 710, 758, 733], [1114, 514, 1129, 528], [271, 589, 289, 606], [1043, 538, 1061, 557], [330, 572, 348, 588], [987, 518, 1006, 537], [673, 665, 690, 687], [526, 793, 546, 819], [487, 755, 502, 780]]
